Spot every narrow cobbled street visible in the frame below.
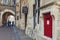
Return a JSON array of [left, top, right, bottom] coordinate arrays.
[[0, 26, 33, 40]]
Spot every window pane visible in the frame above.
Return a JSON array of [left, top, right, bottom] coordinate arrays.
[[3, 0, 8, 4], [11, 0, 15, 6]]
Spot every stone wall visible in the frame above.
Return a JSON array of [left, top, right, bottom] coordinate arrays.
[[15, 0, 29, 30], [40, 0, 55, 7], [0, 13, 2, 27], [35, 1, 60, 40], [25, 0, 35, 39], [0, 5, 15, 27]]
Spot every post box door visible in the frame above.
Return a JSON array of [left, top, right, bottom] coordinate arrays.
[[44, 13, 52, 38]]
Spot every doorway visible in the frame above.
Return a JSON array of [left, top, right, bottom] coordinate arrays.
[[43, 12, 52, 38], [2, 12, 14, 27]]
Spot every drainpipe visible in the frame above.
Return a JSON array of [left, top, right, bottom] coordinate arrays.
[[25, 13, 28, 29], [20, 0, 21, 19], [33, 0, 37, 29], [14, 0, 16, 26], [38, 0, 40, 24]]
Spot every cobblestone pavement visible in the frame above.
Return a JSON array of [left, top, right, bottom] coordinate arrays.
[[0, 26, 33, 40], [0, 27, 16, 40], [17, 29, 33, 40]]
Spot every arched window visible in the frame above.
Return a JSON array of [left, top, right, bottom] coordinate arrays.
[[3, 0, 8, 5]]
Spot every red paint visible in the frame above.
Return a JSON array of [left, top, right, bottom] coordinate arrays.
[[44, 13, 52, 38]]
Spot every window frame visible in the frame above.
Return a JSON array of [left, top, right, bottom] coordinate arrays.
[[3, 0, 8, 5], [10, 0, 15, 6]]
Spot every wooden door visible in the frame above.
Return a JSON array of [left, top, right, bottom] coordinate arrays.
[[44, 13, 52, 38]]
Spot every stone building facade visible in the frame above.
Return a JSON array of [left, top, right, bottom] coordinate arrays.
[[15, 0, 28, 30], [15, 0, 36, 38], [18, 0, 60, 40], [35, 0, 60, 40], [10, 0, 60, 40], [0, 0, 15, 27]]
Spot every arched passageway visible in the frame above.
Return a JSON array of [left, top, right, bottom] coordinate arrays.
[[2, 12, 15, 27]]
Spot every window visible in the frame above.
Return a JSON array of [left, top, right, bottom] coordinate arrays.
[[3, 0, 8, 5], [11, 0, 15, 6]]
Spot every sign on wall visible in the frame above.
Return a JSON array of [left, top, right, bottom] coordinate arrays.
[[22, 6, 28, 14]]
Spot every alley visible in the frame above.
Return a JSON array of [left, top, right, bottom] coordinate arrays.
[[0, 27, 16, 40], [0, 26, 33, 40]]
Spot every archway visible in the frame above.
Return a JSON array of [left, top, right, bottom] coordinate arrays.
[[2, 12, 15, 26]]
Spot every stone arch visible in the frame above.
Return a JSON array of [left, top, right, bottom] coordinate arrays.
[[1, 9, 15, 17], [2, 12, 14, 22], [1, 9, 15, 26]]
